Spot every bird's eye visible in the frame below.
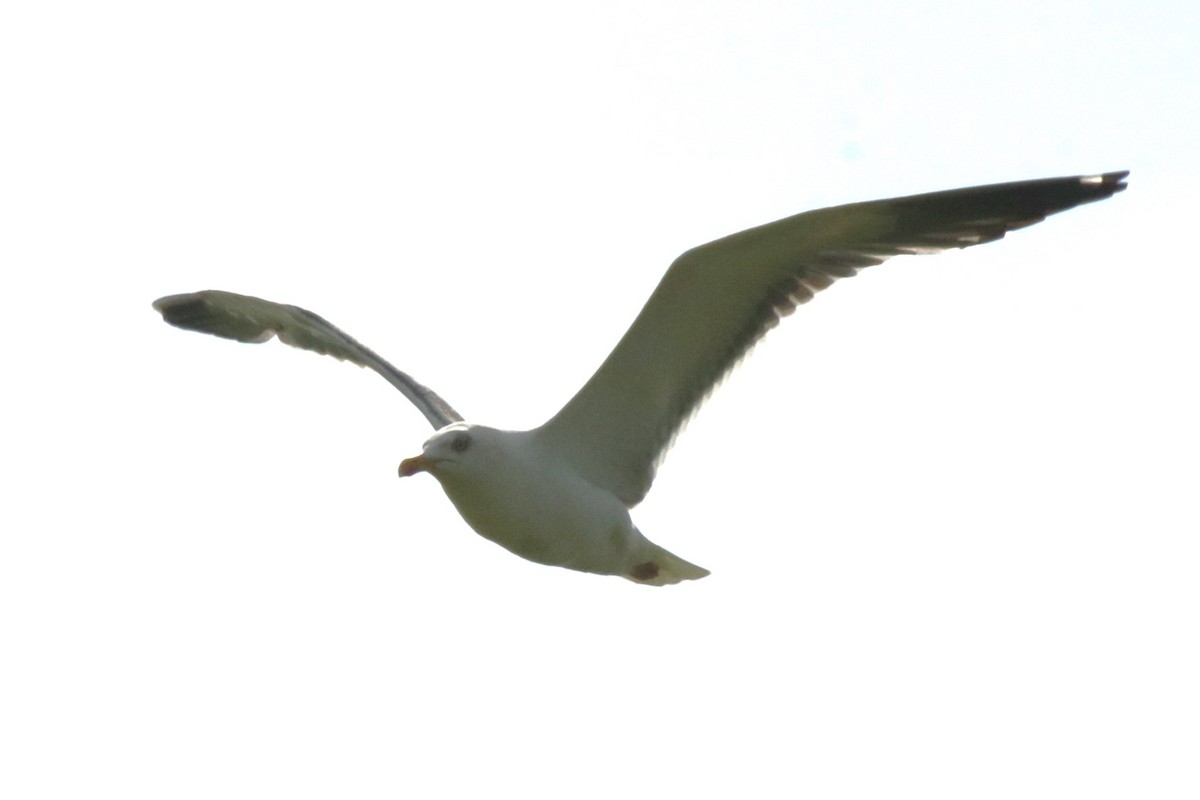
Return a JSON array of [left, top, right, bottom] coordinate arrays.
[[451, 434, 471, 453]]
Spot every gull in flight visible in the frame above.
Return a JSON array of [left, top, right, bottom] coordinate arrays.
[[154, 171, 1127, 585]]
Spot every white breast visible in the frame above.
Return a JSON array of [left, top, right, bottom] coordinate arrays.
[[432, 430, 640, 575]]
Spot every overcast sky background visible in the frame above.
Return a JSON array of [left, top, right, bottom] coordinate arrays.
[[3, 1, 1198, 797]]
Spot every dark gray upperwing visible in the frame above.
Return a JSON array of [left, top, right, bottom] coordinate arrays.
[[153, 290, 462, 429], [535, 171, 1128, 506]]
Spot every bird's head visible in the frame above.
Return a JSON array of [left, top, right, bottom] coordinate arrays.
[[398, 422, 494, 481]]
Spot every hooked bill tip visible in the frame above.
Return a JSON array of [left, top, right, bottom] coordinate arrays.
[[398, 455, 428, 477]]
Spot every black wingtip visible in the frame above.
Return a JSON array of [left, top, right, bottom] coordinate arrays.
[[153, 293, 214, 331], [1060, 170, 1128, 211], [152, 291, 273, 343], [1087, 170, 1129, 195]]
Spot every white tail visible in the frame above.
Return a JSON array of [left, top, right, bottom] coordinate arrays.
[[625, 537, 710, 586]]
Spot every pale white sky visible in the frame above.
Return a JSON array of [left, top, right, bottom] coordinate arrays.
[[3, 1, 1197, 797]]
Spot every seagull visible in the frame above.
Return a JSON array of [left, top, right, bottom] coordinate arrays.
[[154, 171, 1127, 585]]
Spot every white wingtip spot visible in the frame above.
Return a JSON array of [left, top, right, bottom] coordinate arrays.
[[1081, 175, 1104, 184]]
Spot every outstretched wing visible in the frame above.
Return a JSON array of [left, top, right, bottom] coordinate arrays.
[[153, 290, 462, 429], [535, 171, 1128, 506]]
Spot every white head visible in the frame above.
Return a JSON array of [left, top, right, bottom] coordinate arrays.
[[398, 422, 501, 482]]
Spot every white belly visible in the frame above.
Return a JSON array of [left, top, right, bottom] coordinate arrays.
[[434, 439, 639, 575]]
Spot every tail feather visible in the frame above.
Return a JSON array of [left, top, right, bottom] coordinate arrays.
[[626, 540, 710, 586]]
